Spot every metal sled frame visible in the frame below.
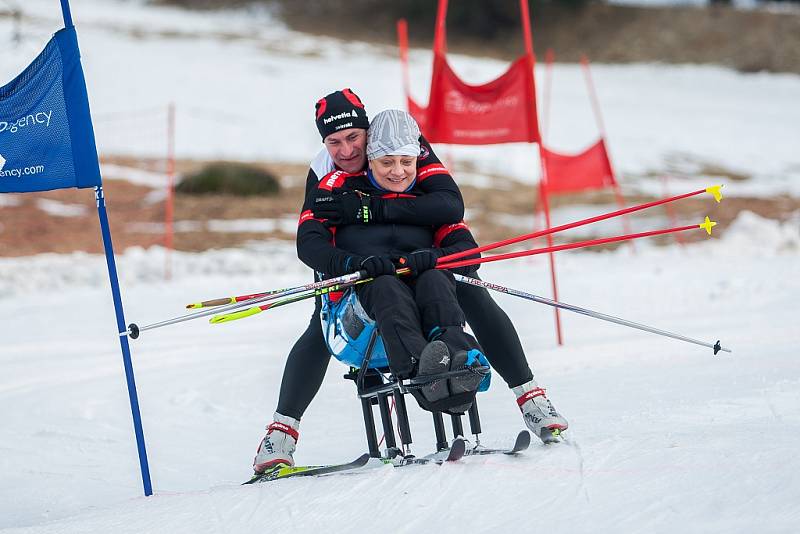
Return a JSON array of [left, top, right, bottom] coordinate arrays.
[[344, 328, 487, 458]]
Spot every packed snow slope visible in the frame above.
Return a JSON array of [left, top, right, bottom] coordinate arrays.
[[2, 1, 800, 533], [1, 213, 799, 533]]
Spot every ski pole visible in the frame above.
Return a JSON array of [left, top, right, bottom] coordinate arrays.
[[185, 289, 284, 309], [183, 186, 723, 310], [452, 273, 731, 355], [209, 277, 370, 324], [125, 271, 366, 339], [209, 215, 718, 325], [437, 218, 718, 271], [209, 288, 321, 324], [437, 186, 723, 265]]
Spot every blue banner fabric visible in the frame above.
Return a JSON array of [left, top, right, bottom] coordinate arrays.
[[0, 27, 101, 193]]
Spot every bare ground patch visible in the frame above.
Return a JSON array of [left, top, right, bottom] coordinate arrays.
[[1, 156, 797, 258]]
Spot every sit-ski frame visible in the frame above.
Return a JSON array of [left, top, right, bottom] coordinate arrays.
[[344, 328, 486, 459]]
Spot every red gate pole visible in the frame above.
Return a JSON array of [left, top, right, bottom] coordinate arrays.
[[164, 102, 175, 280], [434, 0, 448, 55], [397, 19, 411, 104], [538, 155, 564, 345], [582, 55, 634, 250], [524, 0, 560, 343], [542, 49, 555, 143], [661, 174, 684, 246], [581, 54, 607, 137]]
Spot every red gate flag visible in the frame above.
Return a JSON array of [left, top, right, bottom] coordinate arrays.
[[424, 55, 539, 144], [400, 0, 541, 145], [540, 139, 616, 194]]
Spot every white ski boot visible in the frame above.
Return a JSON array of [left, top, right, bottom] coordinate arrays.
[[513, 380, 568, 444], [253, 412, 299, 473]]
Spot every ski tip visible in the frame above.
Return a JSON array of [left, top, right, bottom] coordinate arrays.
[[516, 430, 532, 450], [699, 216, 717, 235], [353, 453, 371, 466], [447, 437, 467, 462], [705, 185, 724, 203]]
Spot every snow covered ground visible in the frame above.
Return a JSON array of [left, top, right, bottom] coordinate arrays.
[[0, 213, 799, 533], [2, 1, 800, 532]]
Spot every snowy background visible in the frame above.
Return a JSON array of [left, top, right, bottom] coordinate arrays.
[[1, 1, 800, 533]]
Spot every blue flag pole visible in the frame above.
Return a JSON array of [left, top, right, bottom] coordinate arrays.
[[60, 0, 73, 28], [95, 186, 153, 496], [1, 0, 154, 496], [59, 0, 153, 496]]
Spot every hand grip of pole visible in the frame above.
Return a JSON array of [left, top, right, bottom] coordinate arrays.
[[187, 297, 235, 309]]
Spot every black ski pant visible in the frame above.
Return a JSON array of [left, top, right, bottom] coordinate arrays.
[[276, 273, 533, 420], [356, 269, 466, 378]]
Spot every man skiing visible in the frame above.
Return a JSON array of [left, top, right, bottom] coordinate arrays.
[[252, 89, 567, 474]]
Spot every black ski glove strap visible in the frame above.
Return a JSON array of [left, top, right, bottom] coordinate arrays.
[[359, 255, 396, 278], [396, 248, 441, 277], [313, 191, 384, 225]]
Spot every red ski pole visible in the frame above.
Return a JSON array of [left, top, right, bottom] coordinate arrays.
[[437, 218, 718, 271], [437, 186, 723, 265]]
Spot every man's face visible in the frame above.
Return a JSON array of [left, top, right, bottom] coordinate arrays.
[[323, 128, 367, 173], [368, 155, 417, 193]]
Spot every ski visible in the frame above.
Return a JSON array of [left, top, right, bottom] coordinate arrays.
[[243, 453, 370, 484], [243, 432, 529, 484], [383, 437, 466, 467], [465, 430, 531, 456]]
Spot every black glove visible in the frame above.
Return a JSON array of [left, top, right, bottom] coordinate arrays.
[[359, 255, 396, 278], [395, 248, 441, 277], [313, 191, 384, 226]]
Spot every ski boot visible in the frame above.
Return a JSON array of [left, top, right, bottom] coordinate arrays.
[[253, 412, 299, 473], [513, 380, 568, 444], [416, 340, 451, 404]]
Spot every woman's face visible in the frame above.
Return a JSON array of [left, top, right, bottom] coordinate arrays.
[[369, 155, 417, 193]]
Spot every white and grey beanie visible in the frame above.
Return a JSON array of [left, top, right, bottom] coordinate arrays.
[[366, 109, 421, 160]]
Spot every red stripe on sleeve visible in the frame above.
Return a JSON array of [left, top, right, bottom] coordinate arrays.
[[417, 163, 449, 182], [299, 209, 325, 227], [433, 221, 469, 247], [380, 193, 416, 199]]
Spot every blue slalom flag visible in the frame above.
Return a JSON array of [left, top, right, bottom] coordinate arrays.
[[0, 1, 154, 497], [0, 26, 101, 193]]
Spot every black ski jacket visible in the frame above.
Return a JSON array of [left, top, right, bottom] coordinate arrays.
[[304, 136, 464, 227], [297, 170, 479, 277]]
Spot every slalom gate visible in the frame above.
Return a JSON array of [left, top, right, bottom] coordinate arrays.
[[398, 1, 637, 345], [0, 1, 153, 496]]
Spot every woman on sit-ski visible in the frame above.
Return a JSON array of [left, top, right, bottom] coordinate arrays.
[[296, 109, 487, 412], [252, 93, 568, 476]]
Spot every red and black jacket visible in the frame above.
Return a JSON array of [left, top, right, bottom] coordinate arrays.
[[304, 136, 464, 228], [297, 170, 479, 277]]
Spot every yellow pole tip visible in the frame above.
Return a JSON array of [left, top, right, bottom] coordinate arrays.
[[699, 216, 718, 235], [705, 185, 723, 203]]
